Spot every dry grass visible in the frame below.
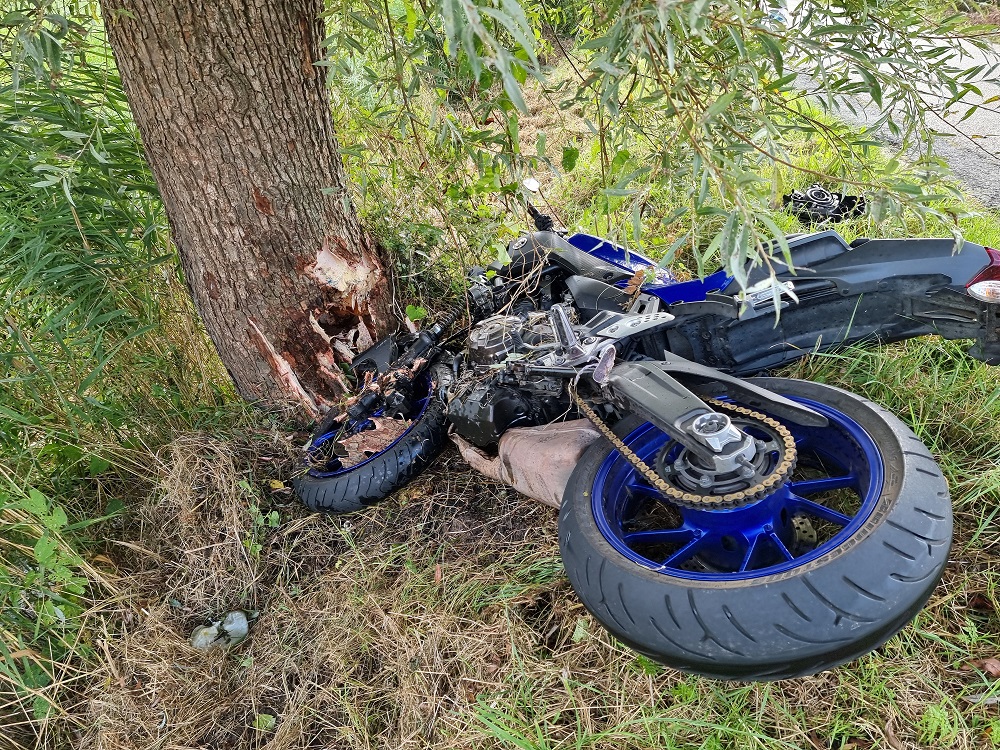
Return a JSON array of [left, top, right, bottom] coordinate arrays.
[[967, 3, 1000, 28], [5, 339, 994, 750], [69, 433, 575, 750]]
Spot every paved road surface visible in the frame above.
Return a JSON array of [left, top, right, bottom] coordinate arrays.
[[822, 44, 1000, 208]]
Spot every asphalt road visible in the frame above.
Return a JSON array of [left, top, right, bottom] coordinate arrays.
[[826, 45, 1000, 208]]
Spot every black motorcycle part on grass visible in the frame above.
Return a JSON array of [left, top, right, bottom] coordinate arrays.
[[558, 377, 951, 682], [293, 396, 449, 515], [782, 184, 866, 224]]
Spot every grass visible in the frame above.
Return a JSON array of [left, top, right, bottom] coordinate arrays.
[[34, 338, 1000, 750]]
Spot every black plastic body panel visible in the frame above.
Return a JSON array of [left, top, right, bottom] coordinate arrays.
[[503, 232, 635, 283], [737, 230, 852, 289], [727, 235, 986, 297], [566, 276, 632, 319], [670, 235, 996, 375], [351, 335, 404, 379]]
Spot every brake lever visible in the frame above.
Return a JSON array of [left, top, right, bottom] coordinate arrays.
[[526, 201, 554, 232]]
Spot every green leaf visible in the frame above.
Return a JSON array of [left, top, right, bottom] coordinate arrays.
[[34, 534, 59, 567], [511, 60, 527, 85], [58, 130, 88, 143], [764, 73, 798, 91], [660, 231, 691, 267], [405, 304, 427, 322], [561, 146, 579, 173], [756, 213, 791, 266], [809, 24, 865, 38], [634, 654, 663, 676], [32, 695, 52, 721], [42, 505, 68, 531], [688, 0, 711, 33], [703, 92, 737, 122], [1, 11, 31, 25], [253, 714, 276, 731], [404, 0, 417, 41], [89, 455, 112, 476], [498, 60, 528, 114], [496, 242, 512, 266], [602, 187, 638, 197], [21, 488, 49, 517]]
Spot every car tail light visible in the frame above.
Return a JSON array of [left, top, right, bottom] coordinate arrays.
[[967, 247, 1000, 303]]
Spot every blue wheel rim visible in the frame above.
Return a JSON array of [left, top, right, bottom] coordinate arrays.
[[591, 395, 884, 581], [305, 373, 433, 478]]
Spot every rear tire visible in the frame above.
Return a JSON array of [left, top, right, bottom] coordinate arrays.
[[559, 378, 951, 681]]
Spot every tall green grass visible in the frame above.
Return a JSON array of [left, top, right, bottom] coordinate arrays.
[[0, 10, 230, 724]]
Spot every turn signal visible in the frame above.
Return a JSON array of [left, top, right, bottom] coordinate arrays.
[[967, 247, 1000, 303]]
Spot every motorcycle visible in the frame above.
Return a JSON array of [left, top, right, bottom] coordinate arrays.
[[293, 190, 1000, 681]]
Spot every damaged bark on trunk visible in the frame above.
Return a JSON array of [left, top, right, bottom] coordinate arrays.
[[102, 0, 393, 414]]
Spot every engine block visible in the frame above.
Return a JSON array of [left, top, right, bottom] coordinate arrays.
[[468, 315, 522, 367]]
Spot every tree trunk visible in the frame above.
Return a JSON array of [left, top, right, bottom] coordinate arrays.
[[102, 0, 394, 415]]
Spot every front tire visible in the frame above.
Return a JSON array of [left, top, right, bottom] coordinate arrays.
[[293, 375, 448, 514], [559, 377, 951, 681]]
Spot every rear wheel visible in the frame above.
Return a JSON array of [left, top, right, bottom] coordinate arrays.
[[559, 377, 951, 681]]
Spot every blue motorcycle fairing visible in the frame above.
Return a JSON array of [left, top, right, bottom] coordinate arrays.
[[567, 232, 733, 305]]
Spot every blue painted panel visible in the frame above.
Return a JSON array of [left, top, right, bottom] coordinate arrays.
[[567, 233, 732, 303]]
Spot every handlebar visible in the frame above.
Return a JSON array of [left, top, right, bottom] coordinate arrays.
[[526, 202, 554, 232]]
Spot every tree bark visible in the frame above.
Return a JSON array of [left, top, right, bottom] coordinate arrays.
[[102, 0, 394, 414]]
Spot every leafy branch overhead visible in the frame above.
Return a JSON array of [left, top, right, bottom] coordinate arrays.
[[326, 0, 998, 281], [6, 0, 998, 284]]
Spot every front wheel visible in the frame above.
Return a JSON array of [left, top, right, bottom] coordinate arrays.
[[293, 371, 448, 514], [559, 377, 952, 681]]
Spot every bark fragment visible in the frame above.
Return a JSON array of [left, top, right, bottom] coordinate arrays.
[[247, 318, 319, 417]]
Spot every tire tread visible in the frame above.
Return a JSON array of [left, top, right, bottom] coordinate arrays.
[[293, 397, 449, 514]]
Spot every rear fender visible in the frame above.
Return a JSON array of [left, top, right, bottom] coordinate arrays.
[[765, 236, 989, 295]]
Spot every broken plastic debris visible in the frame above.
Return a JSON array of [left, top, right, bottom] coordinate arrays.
[[189, 610, 255, 650]]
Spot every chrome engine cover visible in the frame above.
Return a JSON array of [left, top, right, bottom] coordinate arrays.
[[467, 315, 523, 367]]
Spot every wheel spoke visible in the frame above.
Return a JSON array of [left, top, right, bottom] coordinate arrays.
[[791, 495, 852, 526], [767, 529, 795, 561], [738, 533, 764, 572], [626, 478, 663, 497], [624, 528, 693, 546], [658, 535, 706, 569], [788, 474, 857, 495]]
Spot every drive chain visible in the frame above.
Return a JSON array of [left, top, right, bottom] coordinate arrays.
[[572, 390, 797, 510]]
